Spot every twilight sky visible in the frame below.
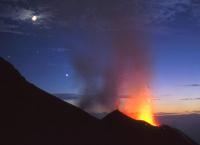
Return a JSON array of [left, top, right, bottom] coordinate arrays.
[[0, 0, 200, 114]]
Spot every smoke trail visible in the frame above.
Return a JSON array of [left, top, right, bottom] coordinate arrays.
[[71, 0, 152, 113]]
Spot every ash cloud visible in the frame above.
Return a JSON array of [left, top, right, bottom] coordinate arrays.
[[71, 0, 152, 113]]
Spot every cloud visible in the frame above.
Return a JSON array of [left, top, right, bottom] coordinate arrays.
[[185, 84, 200, 87], [51, 48, 71, 53], [180, 98, 200, 101], [0, 0, 200, 35], [0, 0, 54, 34], [0, 20, 24, 34], [156, 112, 181, 116], [160, 94, 171, 97], [14, 9, 35, 21], [142, 0, 191, 23], [140, 0, 200, 35], [193, 110, 200, 114]]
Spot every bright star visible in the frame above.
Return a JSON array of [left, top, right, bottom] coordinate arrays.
[[66, 73, 69, 77]]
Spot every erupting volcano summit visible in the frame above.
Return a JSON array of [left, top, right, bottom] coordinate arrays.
[[120, 86, 158, 126]]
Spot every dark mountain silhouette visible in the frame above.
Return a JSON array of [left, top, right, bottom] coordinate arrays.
[[0, 57, 199, 145], [157, 114, 200, 144], [102, 110, 198, 145], [0, 57, 102, 145]]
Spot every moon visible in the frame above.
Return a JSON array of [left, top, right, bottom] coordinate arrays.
[[32, 15, 38, 22]]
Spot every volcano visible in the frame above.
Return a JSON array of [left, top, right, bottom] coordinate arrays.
[[0, 57, 101, 145], [0, 57, 198, 145], [102, 110, 198, 145]]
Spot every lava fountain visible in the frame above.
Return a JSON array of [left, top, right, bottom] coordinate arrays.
[[120, 86, 158, 126], [118, 42, 159, 126]]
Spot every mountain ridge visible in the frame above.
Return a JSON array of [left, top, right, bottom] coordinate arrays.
[[0, 57, 198, 145]]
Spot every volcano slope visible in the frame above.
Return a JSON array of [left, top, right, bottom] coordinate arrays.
[[0, 57, 102, 145], [0, 57, 198, 145], [102, 110, 198, 145]]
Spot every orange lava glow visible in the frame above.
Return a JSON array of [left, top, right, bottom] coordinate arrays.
[[120, 86, 159, 126]]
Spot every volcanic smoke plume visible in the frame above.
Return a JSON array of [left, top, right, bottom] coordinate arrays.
[[71, 0, 157, 125]]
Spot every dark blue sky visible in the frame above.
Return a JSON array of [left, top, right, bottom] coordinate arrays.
[[0, 0, 200, 113]]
